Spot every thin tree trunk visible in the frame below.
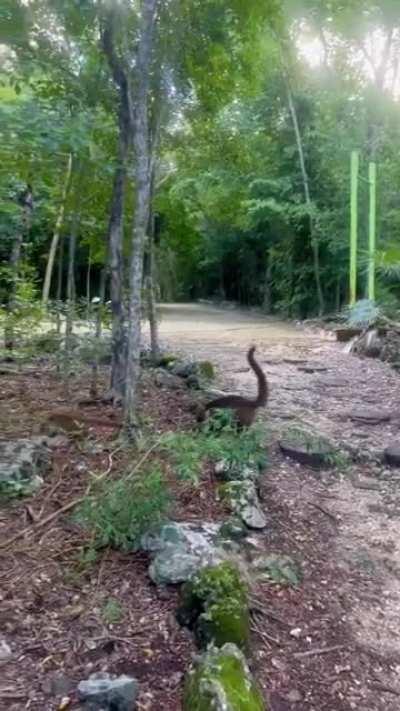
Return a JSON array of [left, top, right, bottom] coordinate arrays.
[[86, 249, 91, 320], [64, 176, 82, 381], [145, 207, 159, 361], [56, 235, 64, 334], [90, 266, 107, 399], [124, 0, 160, 435], [273, 32, 325, 316], [65, 209, 80, 350], [101, 9, 133, 403], [42, 154, 72, 304], [5, 184, 33, 349]]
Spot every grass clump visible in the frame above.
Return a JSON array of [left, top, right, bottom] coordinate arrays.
[[160, 413, 266, 483], [102, 597, 124, 624], [75, 467, 172, 552]]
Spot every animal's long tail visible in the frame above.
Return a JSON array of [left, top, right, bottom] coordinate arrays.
[[248, 346, 268, 406]]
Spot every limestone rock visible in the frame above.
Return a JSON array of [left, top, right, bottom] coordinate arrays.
[[183, 643, 265, 711], [279, 430, 336, 470], [349, 410, 391, 425], [142, 522, 224, 585], [218, 517, 248, 541], [0, 438, 51, 497], [77, 672, 138, 711], [220, 481, 267, 530], [149, 550, 218, 586], [214, 460, 260, 483]]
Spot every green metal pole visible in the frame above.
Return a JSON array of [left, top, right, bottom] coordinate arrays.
[[368, 161, 376, 301], [350, 151, 359, 306]]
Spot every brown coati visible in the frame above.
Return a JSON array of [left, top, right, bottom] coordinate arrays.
[[198, 346, 268, 428]]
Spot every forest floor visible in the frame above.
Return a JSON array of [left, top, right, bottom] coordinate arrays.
[[1, 302, 400, 710]]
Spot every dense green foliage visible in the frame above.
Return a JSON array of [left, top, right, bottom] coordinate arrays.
[[1, 0, 400, 318]]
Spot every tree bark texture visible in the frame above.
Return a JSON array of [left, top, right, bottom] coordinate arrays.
[[124, 0, 160, 432], [42, 153, 72, 304], [101, 9, 133, 402], [145, 207, 159, 361]]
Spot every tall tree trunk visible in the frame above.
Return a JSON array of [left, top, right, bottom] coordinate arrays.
[[101, 9, 133, 403], [42, 153, 72, 305], [124, 0, 160, 434], [4, 184, 33, 350], [108, 124, 129, 401]]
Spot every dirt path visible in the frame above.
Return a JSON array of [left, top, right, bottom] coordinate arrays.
[[148, 302, 400, 710]]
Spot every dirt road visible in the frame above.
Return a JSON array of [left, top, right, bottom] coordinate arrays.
[[148, 302, 400, 711]]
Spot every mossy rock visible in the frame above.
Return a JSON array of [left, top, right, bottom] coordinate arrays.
[[158, 352, 179, 367], [218, 517, 248, 542], [197, 361, 215, 380], [196, 597, 250, 650], [183, 643, 266, 711], [219, 480, 255, 506], [177, 562, 249, 649]]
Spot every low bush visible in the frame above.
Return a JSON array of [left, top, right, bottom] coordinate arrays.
[[75, 467, 172, 551], [161, 413, 266, 483]]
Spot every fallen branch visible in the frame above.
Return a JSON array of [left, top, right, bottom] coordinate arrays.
[[293, 644, 345, 659], [125, 438, 162, 481], [0, 494, 86, 550], [309, 501, 338, 524], [251, 622, 280, 646]]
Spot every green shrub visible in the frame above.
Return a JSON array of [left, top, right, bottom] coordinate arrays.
[[101, 597, 124, 624], [161, 415, 266, 483], [75, 468, 172, 551], [27, 331, 62, 354]]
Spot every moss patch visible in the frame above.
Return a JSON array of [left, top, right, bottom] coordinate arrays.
[[197, 360, 215, 380], [177, 562, 250, 650], [157, 352, 179, 367], [196, 597, 250, 650], [183, 643, 266, 711]]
